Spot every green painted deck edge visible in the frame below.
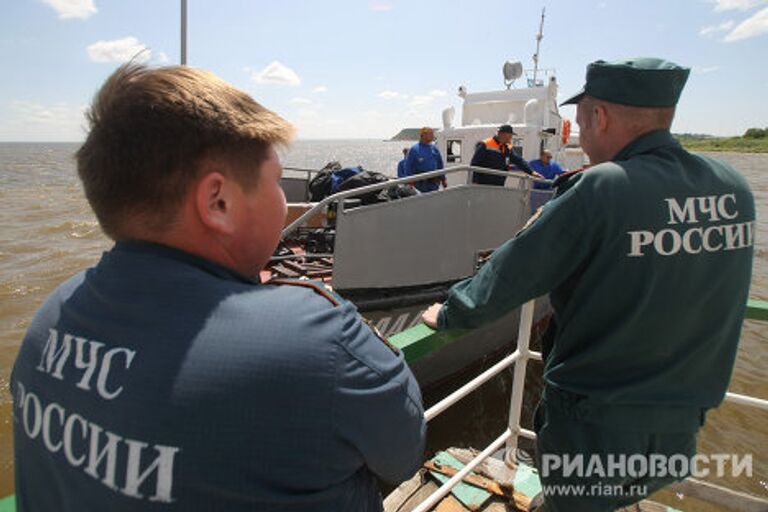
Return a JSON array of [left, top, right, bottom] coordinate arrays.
[[393, 298, 765, 364], [390, 324, 469, 364], [746, 299, 768, 321], [0, 495, 15, 512]]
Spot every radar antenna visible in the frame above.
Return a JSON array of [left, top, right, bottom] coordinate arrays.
[[531, 7, 545, 86]]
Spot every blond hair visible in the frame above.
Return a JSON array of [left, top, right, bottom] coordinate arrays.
[[77, 63, 294, 239]]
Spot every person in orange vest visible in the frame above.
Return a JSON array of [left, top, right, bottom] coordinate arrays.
[[470, 124, 543, 185]]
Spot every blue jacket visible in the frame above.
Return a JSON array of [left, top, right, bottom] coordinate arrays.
[[397, 158, 408, 179], [404, 142, 445, 193], [530, 158, 565, 189], [11, 241, 425, 512]]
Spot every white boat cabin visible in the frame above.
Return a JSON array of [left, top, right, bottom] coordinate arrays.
[[434, 65, 586, 187]]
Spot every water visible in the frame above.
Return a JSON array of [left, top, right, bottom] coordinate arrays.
[[0, 142, 766, 508]]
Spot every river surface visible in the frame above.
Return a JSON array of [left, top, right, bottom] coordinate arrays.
[[0, 141, 765, 508]]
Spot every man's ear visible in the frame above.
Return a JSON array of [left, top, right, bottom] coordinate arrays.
[[594, 103, 610, 133], [195, 171, 237, 236]]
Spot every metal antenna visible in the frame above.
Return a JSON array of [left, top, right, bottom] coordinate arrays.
[[180, 0, 187, 65], [531, 7, 545, 86]]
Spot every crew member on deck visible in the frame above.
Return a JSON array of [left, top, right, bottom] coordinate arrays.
[[397, 147, 409, 179], [404, 126, 447, 193], [11, 64, 425, 512], [470, 124, 543, 185], [423, 58, 755, 512], [530, 149, 566, 189]]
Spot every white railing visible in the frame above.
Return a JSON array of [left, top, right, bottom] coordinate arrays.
[[407, 301, 768, 510], [725, 391, 768, 410], [411, 300, 539, 511], [280, 165, 540, 239]]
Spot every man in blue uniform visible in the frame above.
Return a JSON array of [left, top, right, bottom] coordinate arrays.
[[423, 58, 754, 511], [529, 149, 566, 189], [470, 124, 542, 186], [404, 127, 446, 193], [11, 64, 425, 512]]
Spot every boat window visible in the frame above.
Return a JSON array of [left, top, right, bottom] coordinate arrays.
[[447, 139, 462, 164], [512, 137, 524, 157]]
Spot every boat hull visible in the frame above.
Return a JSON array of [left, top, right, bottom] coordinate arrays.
[[343, 284, 551, 389]]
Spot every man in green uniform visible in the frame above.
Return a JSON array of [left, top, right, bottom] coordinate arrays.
[[422, 58, 755, 511]]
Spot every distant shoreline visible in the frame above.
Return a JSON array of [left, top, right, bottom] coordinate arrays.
[[676, 135, 768, 153], [1, 137, 767, 154]]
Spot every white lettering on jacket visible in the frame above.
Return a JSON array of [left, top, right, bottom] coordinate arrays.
[[15, 381, 179, 503], [36, 329, 135, 400], [628, 194, 753, 257]]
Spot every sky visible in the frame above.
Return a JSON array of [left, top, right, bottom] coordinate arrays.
[[1, 0, 767, 141]]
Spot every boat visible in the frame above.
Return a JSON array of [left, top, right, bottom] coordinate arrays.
[[268, 12, 584, 388], [275, 165, 552, 387], [434, 7, 586, 184]]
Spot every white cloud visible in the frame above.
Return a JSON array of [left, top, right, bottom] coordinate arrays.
[[251, 61, 301, 86], [87, 37, 150, 63], [711, 0, 767, 11], [369, 2, 393, 11], [312, 86, 328, 93], [291, 97, 313, 104], [724, 6, 768, 40], [694, 65, 721, 74], [378, 90, 408, 100], [700, 20, 735, 35], [154, 51, 169, 64], [409, 95, 434, 107], [42, 0, 96, 20], [428, 89, 448, 97]]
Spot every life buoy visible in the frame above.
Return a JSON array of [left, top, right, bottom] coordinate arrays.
[[561, 119, 571, 145]]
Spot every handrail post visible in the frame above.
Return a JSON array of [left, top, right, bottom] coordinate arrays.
[[505, 299, 536, 466]]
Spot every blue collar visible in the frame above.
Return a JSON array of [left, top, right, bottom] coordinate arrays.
[[113, 240, 260, 284]]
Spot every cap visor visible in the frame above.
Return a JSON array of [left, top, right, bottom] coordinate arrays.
[[560, 88, 585, 106]]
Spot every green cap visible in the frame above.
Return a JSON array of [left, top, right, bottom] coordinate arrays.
[[560, 57, 690, 107]]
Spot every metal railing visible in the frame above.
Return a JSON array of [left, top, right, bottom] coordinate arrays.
[[406, 299, 768, 511], [281, 165, 540, 239]]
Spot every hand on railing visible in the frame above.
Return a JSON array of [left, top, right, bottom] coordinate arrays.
[[421, 303, 442, 328]]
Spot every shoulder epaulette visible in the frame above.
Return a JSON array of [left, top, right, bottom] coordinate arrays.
[[267, 278, 341, 306]]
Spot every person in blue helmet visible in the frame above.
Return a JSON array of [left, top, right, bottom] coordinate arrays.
[[404, 126, 446, 193], [423, 57, 754, 512], [11, 63, 425, 512]]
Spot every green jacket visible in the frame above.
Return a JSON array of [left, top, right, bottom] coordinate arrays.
[[439, 130, 754, 410]]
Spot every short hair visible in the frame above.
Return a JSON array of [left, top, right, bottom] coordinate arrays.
[[582, 95, 675, 134], [419, 126, 433, 135], [76, 63, 294, 240]]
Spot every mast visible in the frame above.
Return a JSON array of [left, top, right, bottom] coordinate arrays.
[[180, 0, 187, 65], [531, 7, 545, 86]]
